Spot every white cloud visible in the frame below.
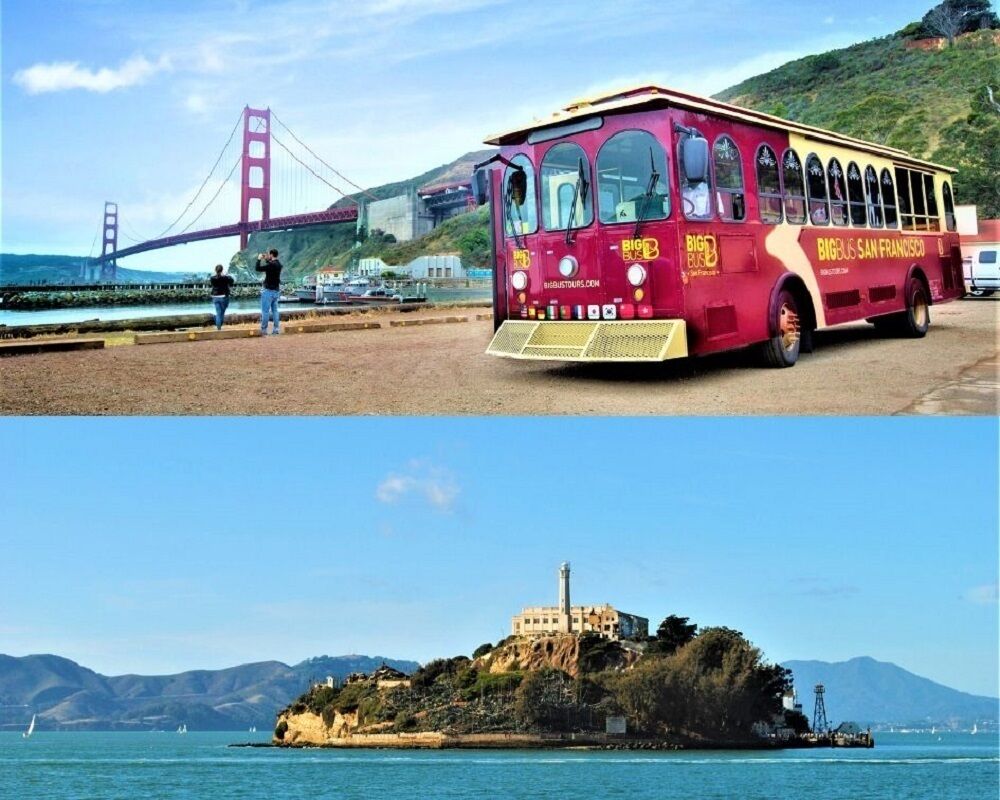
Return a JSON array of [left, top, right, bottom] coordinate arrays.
[[185, 93, 209, 114], [13, 55, 170, 94], [375, 461, 459, 512], [964, 584, 999, 605]]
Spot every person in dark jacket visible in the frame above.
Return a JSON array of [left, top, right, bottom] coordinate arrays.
[[209, 264, 235, 330], [256, 248, 283, 335]]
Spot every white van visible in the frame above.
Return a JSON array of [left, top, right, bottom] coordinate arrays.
[[965, 247, 999, 297]]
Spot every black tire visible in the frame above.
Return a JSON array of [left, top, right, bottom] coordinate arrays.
[[872, 277, 930, 338], [970, 289, 995, 298], [759, 289, 801, 368], [899, 276, 930, 338]]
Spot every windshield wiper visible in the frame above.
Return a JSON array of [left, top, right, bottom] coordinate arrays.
[[564, 158, 589, 245], [634, 148, 660, 239]]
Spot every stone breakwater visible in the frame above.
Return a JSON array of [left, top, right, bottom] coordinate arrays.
[[2, 286, 260, 311]]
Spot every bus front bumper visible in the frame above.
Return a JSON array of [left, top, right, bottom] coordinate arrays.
[[486, 319, 688, 362]]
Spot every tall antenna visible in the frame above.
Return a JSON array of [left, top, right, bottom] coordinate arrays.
[[813, 684, 829, 733]]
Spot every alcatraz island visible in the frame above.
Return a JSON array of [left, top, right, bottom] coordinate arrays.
[[270, 563, 872, 750]]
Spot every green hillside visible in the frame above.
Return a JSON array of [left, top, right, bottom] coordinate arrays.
[[241, 9, 998, 281], [717, 27, 999, 214]]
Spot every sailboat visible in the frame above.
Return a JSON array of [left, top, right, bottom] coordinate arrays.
[[177, 724, 187, 734], [249, 726, 256, 733], [22, 714, 36, 739], [971, 723, 978, 735]]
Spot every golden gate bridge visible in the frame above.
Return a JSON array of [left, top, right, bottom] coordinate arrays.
[[93, 106, 376, 281]]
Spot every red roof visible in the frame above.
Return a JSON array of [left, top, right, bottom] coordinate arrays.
[[964, 219, 1000, 244]]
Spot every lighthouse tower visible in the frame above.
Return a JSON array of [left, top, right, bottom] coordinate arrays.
[[558, 561, 572, 632]]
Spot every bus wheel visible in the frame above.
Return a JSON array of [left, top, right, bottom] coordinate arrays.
[[970, 289, 995, 297], [899, 276, 930, 338], [760, 289, 801, 368]]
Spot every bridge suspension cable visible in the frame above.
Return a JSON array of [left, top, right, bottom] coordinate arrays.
[[270, 131, 352, 200], [270, 111, 379, 202], [153, 108, 245, 240], [178, 152, 244, 235]]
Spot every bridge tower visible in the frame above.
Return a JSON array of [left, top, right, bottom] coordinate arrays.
[[812, 684, 829, 734], [100, 201, 119, 282], [240, 106, 271, 250]]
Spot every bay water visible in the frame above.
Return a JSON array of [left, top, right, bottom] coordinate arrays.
[[3, 731, 996, 799]]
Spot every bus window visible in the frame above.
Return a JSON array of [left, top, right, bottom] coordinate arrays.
[[924, 174, 940, 231], [503, 154, 538, 237], [540, 142, 593, 231], [910, 171, 928, 230], [782, 149, 806, 224], [679, 130, 713, 221], [756, 145, 782, 224], [805, 154, 829, 225], [828, 159, 848, 226], [865, 165, 883, 228], [895, 167, 913, 230], [881, 169, 898, 229], [943, 180, 956, 231], [596, 130, 669, 224], [712, 135, 745, 222], [847, 162, 867, 227]]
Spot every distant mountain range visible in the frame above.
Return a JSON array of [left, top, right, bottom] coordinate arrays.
[[0, 253, 190, 285], [0, 654, 419, 732], [782, 656, 998, 728]]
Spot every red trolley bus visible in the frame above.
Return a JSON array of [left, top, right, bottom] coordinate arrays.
[[473, 85, 964, 366]]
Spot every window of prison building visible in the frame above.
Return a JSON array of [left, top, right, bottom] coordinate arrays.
[[865, 165, 884, 228], [828, 158, 849, 226], [712, 135, 746, 222], [678, 131, 714, 221], [895, 167, 914, 230], [910, 170, 929, 230], [881, 169, 899, 229], [943, 180, 956, 231], [805, 154, 830, 225], [924, 174, 940, 231], [756, 144, 783, 223], [782, 149, 806, 224], [503, 154, 538, 237], [847, 162, 867, 227], [597, 130, 670, 224], [540, 142, 593, 231]]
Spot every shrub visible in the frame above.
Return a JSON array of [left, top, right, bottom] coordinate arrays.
[[274, 720, 288, 740], [472, 642, 493, 659]]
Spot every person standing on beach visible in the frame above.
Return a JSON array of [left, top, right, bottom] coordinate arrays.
[[256, 248, 283, 335], [209, 264, 235, 330]]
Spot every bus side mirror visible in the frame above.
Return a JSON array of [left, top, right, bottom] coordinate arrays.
[[472, 168, 489, 205], [682, 136, 710, 184]]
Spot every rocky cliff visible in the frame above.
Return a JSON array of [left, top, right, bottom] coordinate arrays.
[[477, 634, 641, 678]]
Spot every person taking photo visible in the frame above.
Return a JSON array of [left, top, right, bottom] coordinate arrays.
[[256, 248, 283, 335]]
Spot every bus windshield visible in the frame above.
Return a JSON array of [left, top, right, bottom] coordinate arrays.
[[597, 130, 669, 224], [503, 154, 538, 238]]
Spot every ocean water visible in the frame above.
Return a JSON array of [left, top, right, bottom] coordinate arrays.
[[2, 732, 997, 799]]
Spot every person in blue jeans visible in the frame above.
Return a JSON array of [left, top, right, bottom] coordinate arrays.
[[209, 264, 234, 330], [255, 248, 283, 335]]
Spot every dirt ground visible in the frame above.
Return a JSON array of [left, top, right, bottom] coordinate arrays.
[[1, 298, 996, 416]]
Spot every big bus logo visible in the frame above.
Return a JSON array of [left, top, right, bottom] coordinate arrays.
[[621, 237, 660, 261], [512, 248, 531, 268], [685, 234, 718, 270]]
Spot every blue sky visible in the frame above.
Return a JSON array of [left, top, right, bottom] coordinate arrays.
[[2, 0, 933, 270], [1, 416, 997, 697]]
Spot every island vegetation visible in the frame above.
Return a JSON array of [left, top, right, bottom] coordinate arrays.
[[274, 616, 819, 748]]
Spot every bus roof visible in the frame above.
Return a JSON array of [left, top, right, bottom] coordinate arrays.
[[484, 85, 956, 174]]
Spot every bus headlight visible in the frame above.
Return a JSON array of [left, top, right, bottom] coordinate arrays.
[[511, 270, 529, 291], [558, 255, 579, 278], [626, 264, 647, 287]]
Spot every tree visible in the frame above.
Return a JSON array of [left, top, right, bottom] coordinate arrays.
[[921, 1, 1000, 45], [513, 669, 575, 730], [472, 642, 493, 659], [648, 615, 698, 656], [936, 82, 1000, 216]]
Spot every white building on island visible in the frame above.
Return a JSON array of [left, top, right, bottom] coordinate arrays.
[[510, 562, 649, 641]]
